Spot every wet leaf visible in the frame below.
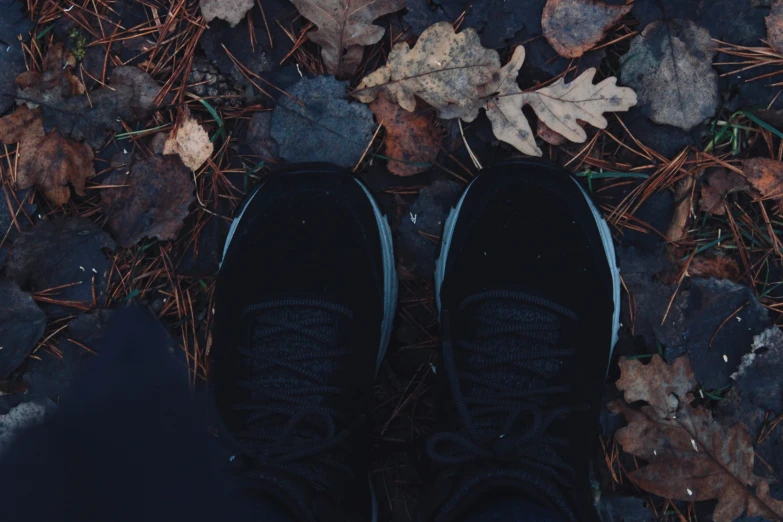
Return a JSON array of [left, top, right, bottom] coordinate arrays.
[[33, 65, 160, 149], [542, 0, 631, 59], [0, 106, 95, 206], [200, 0, 254, 27], [610, 355, 783, 522], [163, 108, 214, 171], [0, 0, 33, 114], [0, 279, 46, 378], [621, 20, 719, 131], [6, 217, 116, 314], [101, 154, 195, 248], [369, 93, 442, 176], [482, 46, 636, 156], [766, 0, 783, 54], [354, 22, 501, 121], [290, 0, 405, 77], [271, 75, 376, 168]]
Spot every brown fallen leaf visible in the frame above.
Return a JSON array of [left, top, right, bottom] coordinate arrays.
[[742, 157, 783, 199], [699, 168, 750, 216], [482, 46, 636, 156], [610, 355, 783, 522], [542, 0, 632, 59], [0, 106, 95, 206], [766, 0, 783, 54], [369, 93, 442, 176], [688, 255, 741, 281], [163, 108, 214, 171], [200, 0, 254, 27], [15, 43, 84, 109], [354, 22, 500, 122], [290, 0, 405, 78], [101, 154, 195, 247]]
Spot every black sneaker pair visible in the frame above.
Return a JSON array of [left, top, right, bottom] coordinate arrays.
[[213, 161, 620, 522]]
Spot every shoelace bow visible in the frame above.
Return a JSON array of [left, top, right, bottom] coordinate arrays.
[[233, 298, 356, 490], [427, 290, 582, 485]]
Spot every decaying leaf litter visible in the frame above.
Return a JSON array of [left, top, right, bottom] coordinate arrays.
[[1, 0, 783, 520]]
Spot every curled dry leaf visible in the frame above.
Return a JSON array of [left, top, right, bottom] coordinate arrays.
[[163, 109, 214, 171], [0, 106, 95, 206], [610, 355, 783, 522], [699, 168, 750, 215], [766, 0, 783, 54], [369, 93, 442, 176], [483, 46, 636, 156], [101, 154, 195, 247], [200, 0, 254, 27], [621, 19, 719, 131], [354, 22, 500, 122], [290, 0, 405, 78], [700, 160, 783, 216], [665, 174, 694, 242], [741, 157, 783, 199], [542, 0, 632, 59]]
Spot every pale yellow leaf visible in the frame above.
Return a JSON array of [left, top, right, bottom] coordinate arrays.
[[163, 111, 213, 172], [354, 22, 500, 122], [481, 46, 540, 156], [200, 0, 254, 27], [525, 69, 637, 143]]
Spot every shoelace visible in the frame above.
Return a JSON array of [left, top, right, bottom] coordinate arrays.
[[232, 298, 356, 490], [427, 290, 581, 485]]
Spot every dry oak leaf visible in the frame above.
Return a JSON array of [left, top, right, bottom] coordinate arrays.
[[354, 22, 500, 122], [766, 0, 783, 55], [482, 46, 636, 156], [101, 154, 194, 247], [163, 109, 214, 171], [0, 106, 95, 206], [290, 0, 405, 78], [200, 0, 254, 27], [610, 355, 783, 522], [369, 92, 442, 176], [542, 0, 632, 59]]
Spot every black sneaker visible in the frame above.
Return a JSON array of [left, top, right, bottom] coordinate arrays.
[[212, 164, 397, 522], [423, 160, 620, 522]]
